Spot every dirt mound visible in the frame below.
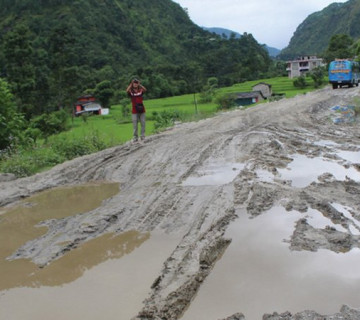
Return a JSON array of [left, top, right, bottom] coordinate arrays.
[[1, 86, 360, 319]]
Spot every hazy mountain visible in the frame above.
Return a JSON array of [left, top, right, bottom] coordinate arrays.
[[202, 27, 281, 57], [280, 0, 360, 59]]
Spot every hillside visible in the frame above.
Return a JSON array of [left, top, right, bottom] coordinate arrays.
[[203, 27, 281, 57], [279, 0, 360, 59], [0, 0, 271, 118]]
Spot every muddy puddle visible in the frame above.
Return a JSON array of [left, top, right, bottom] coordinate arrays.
[[181, 206, 360, 320], [181, 148, 360, 320], [0, 182, 179, 320], [182, 162, 245, 186], [277, 153, 360, 188]]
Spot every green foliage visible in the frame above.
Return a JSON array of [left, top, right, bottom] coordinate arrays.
[[0, 78, 25, 150], [0, 146, 64, 177], [29, 109, 70, 138], [323, 34, 355, 64], [199, 77, 218, 103], [0, 76, 323, 177], [215, 93, 237, 110], [0, 0, 272, 119], [3, 23, 36, 118], [49, 131, 108, 160], [279, 1, 360, 59], [93, 80, 114, 109], [152, 110, 181, 132], [293, 76, 307, 89], [309, 67, 325, 88]]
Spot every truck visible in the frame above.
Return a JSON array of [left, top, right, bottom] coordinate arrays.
[[328, 59, 360, 89]]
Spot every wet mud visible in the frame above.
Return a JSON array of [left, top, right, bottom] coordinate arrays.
[[1, 86, 360, 319]]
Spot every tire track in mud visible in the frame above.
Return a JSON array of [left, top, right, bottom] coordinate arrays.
[[1, 87, 360, 319]]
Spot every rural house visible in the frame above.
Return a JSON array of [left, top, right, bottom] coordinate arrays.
[[286, 56, 324, 78], [234, 91, 265, 106], [252, 82, 272, 98], [234, 82, 272, 106]]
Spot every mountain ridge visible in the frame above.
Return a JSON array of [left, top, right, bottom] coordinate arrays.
[[280, 0, 360, 59], [202, 27, 281, 57]]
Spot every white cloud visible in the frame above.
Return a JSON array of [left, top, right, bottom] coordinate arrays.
[[173, 0, 348, 49]]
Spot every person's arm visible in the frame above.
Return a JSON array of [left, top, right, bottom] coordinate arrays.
[[126, 82, 133, 94], [140, 84, 147, 92]]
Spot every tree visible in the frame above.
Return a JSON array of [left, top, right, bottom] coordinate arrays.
[[199, 77, 218, 103], [3, 23, 36, 118], [93, 80, 114, 109], [0, 78, 25, 150], [310, 67, 325, 88], [323, 34, 355, 63]]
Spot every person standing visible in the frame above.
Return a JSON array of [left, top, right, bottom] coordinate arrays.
[[126, 78, 147, 142]]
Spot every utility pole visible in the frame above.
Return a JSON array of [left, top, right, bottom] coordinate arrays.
[[193, 93, 198, 114]]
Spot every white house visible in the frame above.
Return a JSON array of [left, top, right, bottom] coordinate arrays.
[[286, 56, 324, 78]]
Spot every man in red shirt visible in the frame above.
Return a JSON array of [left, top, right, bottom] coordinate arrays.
[[126, 78, 147, 142]]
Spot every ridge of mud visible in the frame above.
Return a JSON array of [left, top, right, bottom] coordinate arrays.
[[1, 86, 360, 319]]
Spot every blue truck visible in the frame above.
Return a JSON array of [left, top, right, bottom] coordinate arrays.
[[328, 59, 360, 89]]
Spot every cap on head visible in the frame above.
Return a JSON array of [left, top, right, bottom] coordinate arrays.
[[132, 78, 139, 83]]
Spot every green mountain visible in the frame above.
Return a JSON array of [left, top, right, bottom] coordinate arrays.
[[0, 0, 271, 118], [280, 0, 360, 59], [202, 27, 281, 57]]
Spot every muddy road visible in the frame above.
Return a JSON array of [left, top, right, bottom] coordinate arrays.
[[1, 86, 360, 319]]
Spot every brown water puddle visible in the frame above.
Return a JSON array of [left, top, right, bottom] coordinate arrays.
[[182, 206, 360, 320], [0, 182, 179, 320], [0, 231, 179, 320], [0, 182, 121, 290]]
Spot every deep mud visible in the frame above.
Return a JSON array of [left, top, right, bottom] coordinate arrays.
[[1, 86, 360, 319]]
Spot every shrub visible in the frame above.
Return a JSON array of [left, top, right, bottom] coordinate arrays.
[[49, 131, 108, 160], [0, 147, 64, 177], [215, 93, 237, 110], [29, 109, 70, 138], [152, 110, 181, 132], [293, 76, 307, 89]]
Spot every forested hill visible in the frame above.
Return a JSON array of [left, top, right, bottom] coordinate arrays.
[[279, 0, 360, 59], [202, 27, 281, 57], [0, 0, 271, 118]]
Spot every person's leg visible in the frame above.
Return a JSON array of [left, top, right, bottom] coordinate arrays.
[[140, 113, 146, 140], [132, 114, 139, 141]]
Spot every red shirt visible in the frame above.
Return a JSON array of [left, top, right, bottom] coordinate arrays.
[[128, 89, 146, 114]]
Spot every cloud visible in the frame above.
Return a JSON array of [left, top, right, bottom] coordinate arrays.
[[173, 0, 347, 49]]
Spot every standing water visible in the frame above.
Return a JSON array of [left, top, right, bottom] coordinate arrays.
[[0, 182, 179, 320], [181, 206, 360, 320]]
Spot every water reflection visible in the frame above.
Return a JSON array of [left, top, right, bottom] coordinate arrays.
[[0, 182, 126, 290]]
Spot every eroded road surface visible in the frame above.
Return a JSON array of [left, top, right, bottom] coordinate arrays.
[[1, 86, 360, 319]]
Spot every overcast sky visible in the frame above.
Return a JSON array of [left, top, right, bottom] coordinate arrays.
[[173, 0, 348, 49]]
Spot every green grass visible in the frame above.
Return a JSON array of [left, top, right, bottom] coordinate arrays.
[[65, 76, 324, 143], [0, 76, 328, 177]]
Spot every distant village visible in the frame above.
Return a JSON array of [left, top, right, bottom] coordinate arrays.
[[235, 55, 324, 107]]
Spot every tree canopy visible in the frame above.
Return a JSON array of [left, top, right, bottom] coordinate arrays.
[[0, 0, 272, 121]]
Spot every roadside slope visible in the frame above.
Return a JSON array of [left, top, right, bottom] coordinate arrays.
[[1, 86, 360, 319]]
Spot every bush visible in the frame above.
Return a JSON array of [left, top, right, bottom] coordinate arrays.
[[0, 147, 64, 177], [310, 67, 325, 88], [152, 110, 181, 132], [29, 109, 70, 138], [293, 76, 307, 89], [215, 93, 237, 110], [49, 131, 108, 160]]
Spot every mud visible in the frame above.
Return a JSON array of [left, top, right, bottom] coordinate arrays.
[[1, 86, 360, 319]]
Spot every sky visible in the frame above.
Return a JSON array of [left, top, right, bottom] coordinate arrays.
[[173, 0, 348, 49]]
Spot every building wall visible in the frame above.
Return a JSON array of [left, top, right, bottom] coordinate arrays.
[[286, 56, 324, 78], [252, 83, 272, 98]]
